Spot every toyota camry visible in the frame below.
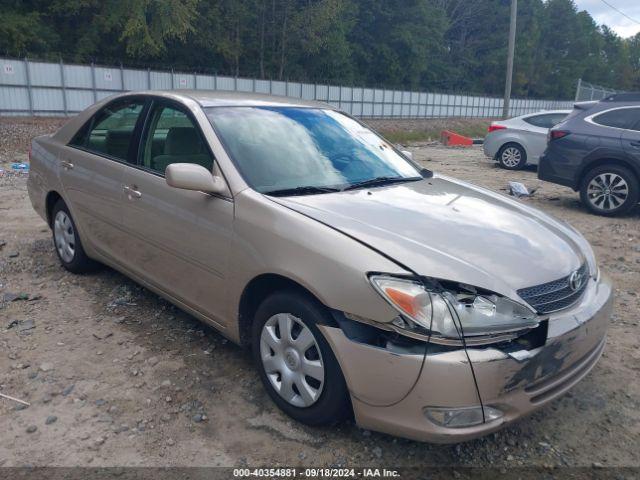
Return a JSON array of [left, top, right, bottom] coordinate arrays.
[[27, 91, 612, 443]]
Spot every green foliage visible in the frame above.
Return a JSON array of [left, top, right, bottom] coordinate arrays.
[[0, 0, 637, 97], [0, 8, 59, 56], [119, 0, 198, 58]]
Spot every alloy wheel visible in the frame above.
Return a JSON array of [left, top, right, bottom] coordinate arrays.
[[53, 210, 76, 263], [587, 173, 629, 211], [259, 313, 325, 408], [501, 147, 522, 167]]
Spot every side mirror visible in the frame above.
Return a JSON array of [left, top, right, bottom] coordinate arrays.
[[165, 163, 226, 195], [401, 150, 413, 160]]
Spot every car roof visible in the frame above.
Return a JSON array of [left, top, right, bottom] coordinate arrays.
[[521, 109, 572, 117], [117, 90, 335, 109], [601, 92, 640, 104], [499, 110, 570, 123], [50, 90, 338, 146]]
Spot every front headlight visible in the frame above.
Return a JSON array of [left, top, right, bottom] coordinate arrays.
[[369, 275, 538, 344]]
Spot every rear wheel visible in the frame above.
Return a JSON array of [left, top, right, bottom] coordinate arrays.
[[580, 165, 639, 216], [251, 291, 351, 426], [51, 199, 98, 273], [498, 143, 527, 170]]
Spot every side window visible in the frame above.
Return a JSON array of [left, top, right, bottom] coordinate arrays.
[[592, 108, 640, 130], [523, 115, 545, 128], [71, 100, 145, 161], [69, 120, 91, 147], [141, 104, 214, 175], [524, 114, 565, 129], [548, 113, 568, 126]]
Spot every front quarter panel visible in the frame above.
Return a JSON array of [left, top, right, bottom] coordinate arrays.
[[227, 189, 407, 328], [228, 189, 431, 406]]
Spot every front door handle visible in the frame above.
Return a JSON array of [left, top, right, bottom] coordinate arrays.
[[60, 160, 74, 170], [630, 141, 640, 148], [123, 185, 142, 199]]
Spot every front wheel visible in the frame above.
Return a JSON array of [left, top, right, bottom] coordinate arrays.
[[251, 291, 351, 426], [580, 165, 639, 216], [498, 143, 527, 170]]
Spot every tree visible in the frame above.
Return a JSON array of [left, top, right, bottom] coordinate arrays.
[[348, 0, 447, 89], [0, 0, 638, 97]]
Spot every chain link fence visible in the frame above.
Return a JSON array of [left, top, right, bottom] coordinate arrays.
[[575, 79, 618, 102], [1, 56, 574, 118]]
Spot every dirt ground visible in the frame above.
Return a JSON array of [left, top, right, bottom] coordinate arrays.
[[1, 118, 639, 470]]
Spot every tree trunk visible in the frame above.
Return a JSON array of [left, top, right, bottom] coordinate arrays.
[[259, 0, 266, 78], [235, 19, 240, 77], [271, 0, 277, 76], [278, 1, 289, 80]]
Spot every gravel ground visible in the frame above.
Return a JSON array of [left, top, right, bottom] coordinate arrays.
[[366, 117, 492, 136], [0, 118, 639, 471]]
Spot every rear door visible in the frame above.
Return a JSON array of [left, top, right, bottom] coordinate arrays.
[[61, 97, 148, 263], [523, 113, 567, 162], [619, 108, 640, 165], [589, 106, 639, 155], [120, 99, 234, 326]]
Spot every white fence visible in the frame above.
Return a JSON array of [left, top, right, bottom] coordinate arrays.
[[0, 57, 574, 118]]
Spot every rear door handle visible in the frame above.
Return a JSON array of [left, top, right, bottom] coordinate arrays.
[[60, 160, 74, 170], [123, 185, 142, 199], [630, 141, 640, 148]]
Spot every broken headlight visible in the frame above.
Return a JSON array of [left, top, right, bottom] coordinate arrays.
[[369, 275, 538, 344]]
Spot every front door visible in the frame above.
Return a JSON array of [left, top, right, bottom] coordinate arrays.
[[120, 100, 234, 326]]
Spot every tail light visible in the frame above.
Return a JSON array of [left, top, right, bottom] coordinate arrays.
[[549, 130, 569, 141], [488, 125, 506, 133], [28, 145, 32, 161]]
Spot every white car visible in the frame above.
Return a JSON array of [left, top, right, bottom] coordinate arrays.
[[483, 110, 570, 169]]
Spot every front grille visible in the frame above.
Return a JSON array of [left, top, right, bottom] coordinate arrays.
[[517, 263, 589, 314]]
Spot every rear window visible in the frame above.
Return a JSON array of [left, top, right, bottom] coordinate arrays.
[[592, 108, 640, 130]]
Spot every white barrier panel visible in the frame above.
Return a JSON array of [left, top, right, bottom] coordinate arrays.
[[0, 57, 575, 117]]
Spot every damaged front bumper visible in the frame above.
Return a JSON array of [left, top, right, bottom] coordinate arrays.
[[320, 274, 612, 443]]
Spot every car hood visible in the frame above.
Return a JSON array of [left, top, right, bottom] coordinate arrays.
[[271, 175, 587, 300]]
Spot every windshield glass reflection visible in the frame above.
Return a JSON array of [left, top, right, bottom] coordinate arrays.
[[206, 106, 421, 194]]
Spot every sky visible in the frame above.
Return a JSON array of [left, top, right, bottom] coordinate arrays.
[[574, 0, 640, 38]]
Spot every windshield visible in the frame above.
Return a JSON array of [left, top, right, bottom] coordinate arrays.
[[206, 107, 422, 194]]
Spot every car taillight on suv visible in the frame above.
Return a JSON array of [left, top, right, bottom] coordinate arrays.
[[548, 129, 570, 142]]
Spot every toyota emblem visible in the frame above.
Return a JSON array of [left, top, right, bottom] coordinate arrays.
[[569, 269, 585, 292]]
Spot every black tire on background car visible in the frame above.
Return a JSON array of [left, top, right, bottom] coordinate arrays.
[[579, 165, 639, 216], [251, 290, 351, 426], [51, 199, 98, 273], [497, 143, 527, 170]]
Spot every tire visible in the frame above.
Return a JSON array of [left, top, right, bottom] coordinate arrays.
[[251, 290, 351, 426], [580, 165, 639, 216], [51, 199, 99, 273], [498, 143, 527, 170]]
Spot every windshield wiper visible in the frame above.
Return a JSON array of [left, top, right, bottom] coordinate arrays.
[[263, 185, 342, 197], [342, 176, 422, 191]]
